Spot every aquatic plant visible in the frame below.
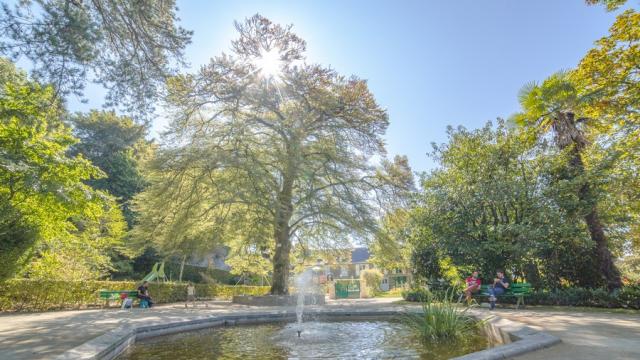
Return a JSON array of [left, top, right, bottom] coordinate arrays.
[[403, 288, 480, 341]]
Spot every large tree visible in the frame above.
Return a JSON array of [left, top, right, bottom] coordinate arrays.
[[516, 72, 622, 290], [70, 110, 150, 227], [411, 121, 598, 288], [134, 15, 403, 294], [573, 9, 640, 255], [0, 0, 192, 118], [0, 59, 125, 281]]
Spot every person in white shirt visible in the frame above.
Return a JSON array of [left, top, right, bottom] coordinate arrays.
[[185, 282, 196, 308]]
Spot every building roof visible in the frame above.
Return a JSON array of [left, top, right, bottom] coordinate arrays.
[[351, 247, 370, 263]]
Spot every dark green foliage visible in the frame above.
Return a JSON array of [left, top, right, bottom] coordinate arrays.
[[0, 0, 192, 118], [411, 245, 442, 280], [402, 285, 640, 310], [0, 203, 37, 281], [402, 288, 431, 302], [411, 121, 603, 289], [69, 110, 150, 227]]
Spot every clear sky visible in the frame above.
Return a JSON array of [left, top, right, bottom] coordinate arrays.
[[70, 0, 628, 173]]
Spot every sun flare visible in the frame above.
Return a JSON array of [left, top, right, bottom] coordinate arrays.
[[254, 48, 283, 79]]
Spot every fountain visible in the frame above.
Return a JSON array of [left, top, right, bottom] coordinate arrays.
[[232, 262, 325, 306], [294, 267, 314, 336]]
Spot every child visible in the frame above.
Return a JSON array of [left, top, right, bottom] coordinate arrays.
[[185, 282, 196, 308]]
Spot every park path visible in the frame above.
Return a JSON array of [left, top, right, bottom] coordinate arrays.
[[501, 308, 640, 360], [0, 298, 638, 359], [0, 298, 399, 360]]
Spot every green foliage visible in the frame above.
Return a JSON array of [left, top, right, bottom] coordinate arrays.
[[0, 59, 126, 281], [360, 268, 384, 298], [618, 254, 640, 284], [411, 121, 601, 288], [403, 288, 479, 341], [0, 202, 37, 280], [0, 0, 192, 118], [402, 285, 640, 310], [134, 15, 406, 294], [527, 285, 640, 309], [574, 10, 640, 256], [376, 287, 404, 298], [70, 110, 151, 228], [585, 0, 627, 11], [0, 279, 270, 312], [371, 208, 413, 271], [402, 288, 432, 302]]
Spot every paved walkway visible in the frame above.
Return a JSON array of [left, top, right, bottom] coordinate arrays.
[[0, 298, 638, 359], [0, 298, 401, 360], [499, 308, 640, 360]]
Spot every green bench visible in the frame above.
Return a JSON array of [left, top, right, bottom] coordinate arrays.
[[98, 290, 138, 308], [473, 283, 533, 309]]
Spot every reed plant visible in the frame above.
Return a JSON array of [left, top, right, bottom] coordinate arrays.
[[403, 287, 480, 341]]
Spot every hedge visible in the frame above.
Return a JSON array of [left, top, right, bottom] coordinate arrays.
[[0, 279, 270, 312], [402, 285, 640, 310]]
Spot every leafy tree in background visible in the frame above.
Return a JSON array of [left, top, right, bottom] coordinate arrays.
[[573, 9, 640, 257], [134, 15, 409, 294], [0, 0, 192, 119], [515, 72, 622, 290], [0, 59, 125, 281], [370, 155, 416, 272], [69, 110, 151, 227], [411, 121, 602, 289]]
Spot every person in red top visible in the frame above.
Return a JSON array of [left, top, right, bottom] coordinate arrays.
[[464, 271, 482, 303]]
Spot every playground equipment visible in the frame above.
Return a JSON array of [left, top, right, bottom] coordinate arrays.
[[142, 261, 168, 283]]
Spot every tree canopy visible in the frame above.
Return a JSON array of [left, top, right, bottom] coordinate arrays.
[[0, 0, 192, 118], [133, 15, 409, 294], [0, 59, 125, 280]]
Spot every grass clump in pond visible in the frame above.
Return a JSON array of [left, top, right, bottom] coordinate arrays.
[[404, 288, 481, 342]]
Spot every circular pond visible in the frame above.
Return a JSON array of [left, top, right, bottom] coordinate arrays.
[[117, 319, 490, 359]]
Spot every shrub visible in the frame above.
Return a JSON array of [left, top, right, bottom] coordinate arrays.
[[618, 285, 640, 309], [401, 285, 640, 310], [360, 269, 383, 298], [403, 288, 479, 341], [0, 279, 270, 312], [377, 287, 404, 298], [402, 287, 431, 302]]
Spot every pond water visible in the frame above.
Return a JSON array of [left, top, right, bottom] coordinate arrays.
[[118, 319, 489, 360]]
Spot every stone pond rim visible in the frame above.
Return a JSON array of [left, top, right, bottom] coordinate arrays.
[[232, 294, 326, 306]]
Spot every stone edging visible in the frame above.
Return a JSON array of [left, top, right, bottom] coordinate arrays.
[[454, 310, 561, 360], [55, 308, 560, 360]]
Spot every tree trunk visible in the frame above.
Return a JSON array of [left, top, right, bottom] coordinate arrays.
[[554, 112, 622, 290], [585, 206, 622, 290], [178, 254, 186, 283], [270, 174, 294, 295]]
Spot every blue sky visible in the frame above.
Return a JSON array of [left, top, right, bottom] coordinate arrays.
[[70, 0, 627, 173]]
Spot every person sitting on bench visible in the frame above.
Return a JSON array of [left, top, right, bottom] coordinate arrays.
[[137, 281, 154, 308], [464, 271, 482, 303], [488, 270, 510, 310]]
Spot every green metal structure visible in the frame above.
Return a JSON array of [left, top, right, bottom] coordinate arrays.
[[335, 279, 360, 299]]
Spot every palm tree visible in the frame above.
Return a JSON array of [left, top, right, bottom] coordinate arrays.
[[516, 72, 622, 290]]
